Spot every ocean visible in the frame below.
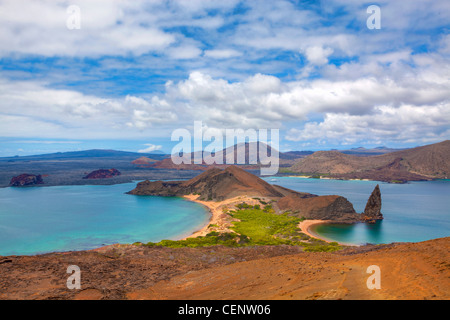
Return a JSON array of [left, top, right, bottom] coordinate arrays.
[[0, 178, 448, 255], [263, 177, 450, 245], [0, 182, 209, 256]]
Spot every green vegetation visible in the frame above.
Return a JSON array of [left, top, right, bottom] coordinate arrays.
[[141, 203, 342, 252]]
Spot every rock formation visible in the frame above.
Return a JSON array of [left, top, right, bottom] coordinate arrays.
[[277, 194, 360, 222], [9, 174, 44, 187], [128, 165, 284, 201], [128, 165, 371, 223], [361, 184, 383, 223], [83, 168, 121, 179]]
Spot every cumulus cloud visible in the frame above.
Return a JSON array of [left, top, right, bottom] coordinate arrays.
[[0, 0, 449, 148], [0, 79, 176, 139], [304, 46, 334, 65], [285, 103, 450, 145]]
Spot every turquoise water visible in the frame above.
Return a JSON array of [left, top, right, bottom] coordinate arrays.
[[1, 178, 448, 255], [0, 183, 209, 256], [264, 177, 450, 245]]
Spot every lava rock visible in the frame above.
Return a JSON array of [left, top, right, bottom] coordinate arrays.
[[9, 174, 44, 187], [83, 168, 121, 179], [362, 184, 383, 221]]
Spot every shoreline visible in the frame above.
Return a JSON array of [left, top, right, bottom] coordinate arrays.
[[179, 194, 218, 239], [178, 194, 237, 240], [178, 194, 272, 240], [180, 195, 360, 247], [298, 219, 359, 247]]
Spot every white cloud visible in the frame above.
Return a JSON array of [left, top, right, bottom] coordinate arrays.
[[167, 45, 203, 60], [1, 51, 449, 145], [138, 143, 162, 153], [0, 78, 176, 139], [304, 46, 334, 65], [286, 103, 450, 144], [0, 0, 449, 147], [204, 49, 242, 59]]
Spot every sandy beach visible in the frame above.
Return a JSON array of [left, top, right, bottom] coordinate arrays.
[[182, 195, 357, 246], [299, 219, 359, 246], [180, 194, 264, 240], [299, 219, 333, 242]]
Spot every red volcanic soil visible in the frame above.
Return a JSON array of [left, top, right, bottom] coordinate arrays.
[[83, 168, 121, 179], [0, 238, 448, 300]]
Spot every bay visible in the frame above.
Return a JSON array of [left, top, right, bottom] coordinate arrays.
[[0, 182, 209, 256], [264, 177, 450, 245]]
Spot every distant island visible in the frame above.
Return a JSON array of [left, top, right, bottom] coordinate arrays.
[[9, 173, 44, 187], [83, 168, 121, 179], [128, 165, 383, 230], [287, 140, 450, 183], [0, 140, 448, 188]]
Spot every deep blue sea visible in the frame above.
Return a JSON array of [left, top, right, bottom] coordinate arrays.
[[0, 183, 209, 256], [263, 177, 450, 245]]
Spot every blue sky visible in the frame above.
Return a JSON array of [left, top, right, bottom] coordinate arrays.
[[0, 0, 449, 156]]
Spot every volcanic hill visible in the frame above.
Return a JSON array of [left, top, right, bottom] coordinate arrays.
[[128, 165, 381, 223], [146, 142, 301, 170], [289, 140, 450, 182], [128, 165, 284, 201]]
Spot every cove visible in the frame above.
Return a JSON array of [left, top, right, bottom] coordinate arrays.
[[264, 177, 450, 245], [0, 182, 209, 256]]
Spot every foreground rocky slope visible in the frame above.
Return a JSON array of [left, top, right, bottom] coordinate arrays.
[[1, 237, 448, 300]]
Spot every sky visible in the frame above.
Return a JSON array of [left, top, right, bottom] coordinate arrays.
[[0, 0, 449, 156]]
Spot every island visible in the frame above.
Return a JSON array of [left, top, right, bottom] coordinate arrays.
[[127, 165, 383, 242], [83, 168, 121, 179], [9, 173, 44, 187]]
